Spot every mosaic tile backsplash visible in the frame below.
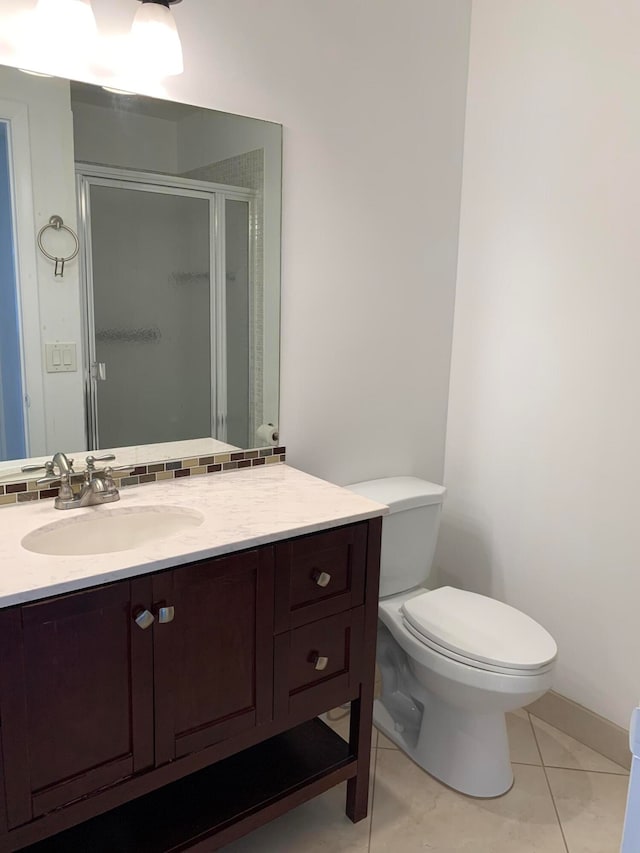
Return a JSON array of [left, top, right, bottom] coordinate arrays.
[[0, 447, 286, 508]]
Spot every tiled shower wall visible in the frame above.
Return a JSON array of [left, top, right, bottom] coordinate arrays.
[[184, 149, 265, 443]]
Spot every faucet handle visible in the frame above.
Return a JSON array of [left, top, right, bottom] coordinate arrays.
[[85, 454, 116, 472], [37, 474, 61, 487], [37, 470, 72, 494], [111, 464, 135, 474], [22, 461, 55, 475]]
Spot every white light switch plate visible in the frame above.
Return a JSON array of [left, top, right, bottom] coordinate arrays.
[[45, 343, 77, 373]]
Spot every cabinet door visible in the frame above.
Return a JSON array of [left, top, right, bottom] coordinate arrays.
[[0, 578, 154, 829], [153, 548, 274, 765]]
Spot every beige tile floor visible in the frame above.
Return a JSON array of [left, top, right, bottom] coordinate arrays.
[[222, 708, 629, 852]]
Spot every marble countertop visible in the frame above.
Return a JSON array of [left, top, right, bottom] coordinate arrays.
[[0, 464, 387, 608]]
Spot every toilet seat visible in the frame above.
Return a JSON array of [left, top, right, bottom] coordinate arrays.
[[402, 619, 555, 676], [401, 586, 557, 674]]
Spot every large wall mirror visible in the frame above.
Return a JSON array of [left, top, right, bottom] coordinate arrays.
[[0, 64, 282, 479]]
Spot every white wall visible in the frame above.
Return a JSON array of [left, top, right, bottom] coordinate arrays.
[[440, 0, 640, 728]]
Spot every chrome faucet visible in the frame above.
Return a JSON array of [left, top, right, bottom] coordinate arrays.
[[52, 451, 74, 477], [32, 453, 134, 510]]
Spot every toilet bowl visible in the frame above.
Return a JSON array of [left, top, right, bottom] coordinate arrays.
[[346, 477, 557, 798]]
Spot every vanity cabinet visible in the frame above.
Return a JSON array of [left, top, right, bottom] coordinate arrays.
[[0, 517, 381, 852], [0, 579, 155, 828]]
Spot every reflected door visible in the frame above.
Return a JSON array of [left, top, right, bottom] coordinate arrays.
[[85, 183, 214, 449], [0, 121, 26, 460]]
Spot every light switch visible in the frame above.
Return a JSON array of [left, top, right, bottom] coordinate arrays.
[[45, 343, 77, 373]]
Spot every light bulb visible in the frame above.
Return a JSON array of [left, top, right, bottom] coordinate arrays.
[[34, 0, 97, 42], [129, 2, 184, 79], [18, 0, 97, 76]]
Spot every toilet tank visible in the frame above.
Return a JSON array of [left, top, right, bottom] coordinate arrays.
[[346, 477, 446, 598]]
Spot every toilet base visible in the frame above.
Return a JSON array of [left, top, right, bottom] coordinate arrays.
[[373, 697, 514, 798]]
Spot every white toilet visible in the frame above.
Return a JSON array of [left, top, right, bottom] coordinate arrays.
[[346, 476, 557, 798]]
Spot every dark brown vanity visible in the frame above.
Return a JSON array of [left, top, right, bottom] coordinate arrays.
[[0, 517, 381, 852]]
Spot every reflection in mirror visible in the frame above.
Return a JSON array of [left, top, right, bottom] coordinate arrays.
[[0, 65, 282, 477], [0, 118, 26, 460]]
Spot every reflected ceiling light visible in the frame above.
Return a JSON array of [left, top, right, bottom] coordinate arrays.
[[101, 86, 136, 95], [19, 68, 54, 77], [130, 0, 184, 79]]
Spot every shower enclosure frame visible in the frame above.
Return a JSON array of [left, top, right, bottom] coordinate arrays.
[[76, 164, 257, 451]]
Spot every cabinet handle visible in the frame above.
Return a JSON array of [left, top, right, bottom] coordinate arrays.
[[157, 606, 175, 624], [312, 570, 331, 588], [134, 609, 155, 630], [310, 651, 329, 671]]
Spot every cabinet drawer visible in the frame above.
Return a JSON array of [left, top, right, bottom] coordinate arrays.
[[274, 608, 364, 721], [274, 524, 368, 632]]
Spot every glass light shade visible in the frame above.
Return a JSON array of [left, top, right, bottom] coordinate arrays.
[[130, 2, 184, 79], [34, 0, 97, 43], [19, 0, 97, 75]]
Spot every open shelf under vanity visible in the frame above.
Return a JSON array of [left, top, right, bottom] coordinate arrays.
[[22, 718, 356, 852]]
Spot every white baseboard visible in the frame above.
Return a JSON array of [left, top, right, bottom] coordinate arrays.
[[527, 690, 631, 771]]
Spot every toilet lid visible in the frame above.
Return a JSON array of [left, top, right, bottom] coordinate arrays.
[[401, 587, 557, 671]]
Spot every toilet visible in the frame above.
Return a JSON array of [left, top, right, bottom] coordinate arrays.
[[346, 476, 557, 798]]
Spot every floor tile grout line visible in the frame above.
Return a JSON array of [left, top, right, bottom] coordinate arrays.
[[527, 711, 630, 774], [511, 759, 627, 776], [542, 764, 629, 777], [526, 712, 630, 775], [529, 712, 571, 853]]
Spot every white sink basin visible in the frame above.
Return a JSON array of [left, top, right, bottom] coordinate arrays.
[[21, 506, 205, 556]]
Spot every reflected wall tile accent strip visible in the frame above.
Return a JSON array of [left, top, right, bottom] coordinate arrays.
[[7, 483, 27, 494], [0, 448, 286, 507]]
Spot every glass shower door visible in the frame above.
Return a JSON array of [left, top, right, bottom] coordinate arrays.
[[86, 183, 213, 449]]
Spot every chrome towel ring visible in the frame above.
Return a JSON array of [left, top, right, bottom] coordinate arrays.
[[37, 215, 79, 278]]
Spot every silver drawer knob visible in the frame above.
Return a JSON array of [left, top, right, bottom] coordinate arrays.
[[311, 652, 329, 671], [134, 609, 155, 630], [312, 570, 331, 588], [158, 606, 175, 624]]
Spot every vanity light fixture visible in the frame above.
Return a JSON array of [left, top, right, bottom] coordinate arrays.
[[18, 0, 97, 76], [130, 0, 184, 79], [32, 0, 97, 47]]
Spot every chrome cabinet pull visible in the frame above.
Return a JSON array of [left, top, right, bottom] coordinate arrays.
[[312, 570, 331, 588], [311, 652, 329, 671], [134, 609, 155, 630], [158, 606, 175, 624]]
